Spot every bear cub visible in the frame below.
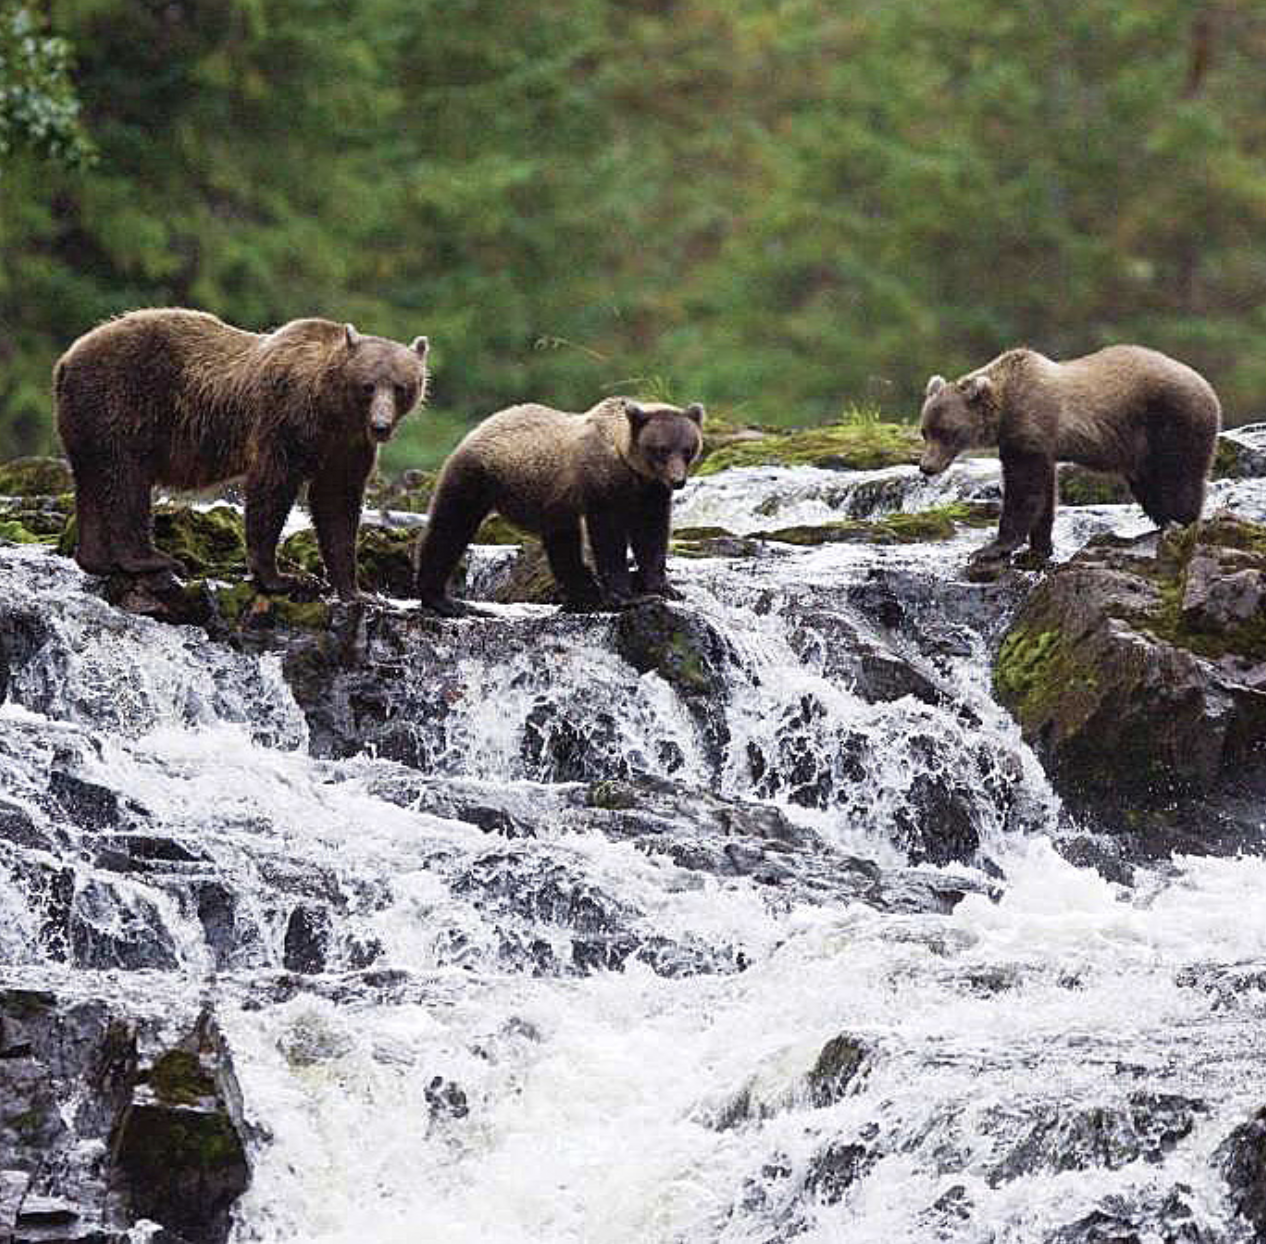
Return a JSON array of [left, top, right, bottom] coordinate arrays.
[[919, 345, 1221, 566], [55, 309, 429, 599], [414, 397, 705, 615]]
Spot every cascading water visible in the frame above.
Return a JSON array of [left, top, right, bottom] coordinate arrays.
[[3, 456, 1266, 1242]]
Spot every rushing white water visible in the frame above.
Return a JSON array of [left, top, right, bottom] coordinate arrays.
[[3, 459, 1266, 1243]]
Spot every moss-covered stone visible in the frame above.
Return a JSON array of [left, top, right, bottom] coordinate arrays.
[[210, 581, 332, 632], [0, 456, 74, 496], [474, 514, 532, 545], [696, 417, 921, 475], [364, 467, 436, 513], [279, 523, 416, 598], [993, 513, 1266, 826], [152, 505, 248, 577], [1058, 465, 1132, 506], [758, 502, 997, 546], [148, 1049, 215, 1107], [0, 518, 48, 544]]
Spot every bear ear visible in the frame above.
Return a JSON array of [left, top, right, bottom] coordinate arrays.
[[345, 323, 362, 350], [624, 399, 651, 431], [925, 374, 946, 398], [684, 402, 705, 426], [959, 374, 993, 403], [411, 335, 429, 358]]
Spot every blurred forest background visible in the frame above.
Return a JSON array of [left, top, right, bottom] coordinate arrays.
[[2, 0, 1265, 470]]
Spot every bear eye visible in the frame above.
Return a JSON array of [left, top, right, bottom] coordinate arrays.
[[361, 381, 376, 396], [395, 384, 410, 406]]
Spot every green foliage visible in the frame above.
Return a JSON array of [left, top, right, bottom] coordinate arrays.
[[2, 0, 1265, 465], [0, 2, 93, 166]]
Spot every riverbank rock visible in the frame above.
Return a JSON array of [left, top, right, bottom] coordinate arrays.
[[0, 988, 249, 1243], [993, 514, 1266, 854]]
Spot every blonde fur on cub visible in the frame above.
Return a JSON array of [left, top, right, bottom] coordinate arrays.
[[414, 396, 704, 615]]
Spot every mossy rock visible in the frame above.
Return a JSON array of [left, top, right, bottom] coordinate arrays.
[[1212, 424, 1266, 480], [0, 518, 52, 545], [1058, 465, 1132, 506], [484, 540, 561, 605], [279, 523, 416, 598], [695, 419, 921, 476], [210, 580, 332, 632], [148, 1049, 216, 1106], [364, 467, 436, 513], [0, 456, 74, 496], [153, 504, 248, 577], [474, 514, 532, 545], [613, 598, 735, 699], [757, 502, 997, 547], [993, 514, 1266, 820]]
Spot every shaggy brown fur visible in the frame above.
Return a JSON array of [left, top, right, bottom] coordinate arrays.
[[414, 397, 705, 615], [55, 309, 429, 598], [919, 345, 1221, 562]]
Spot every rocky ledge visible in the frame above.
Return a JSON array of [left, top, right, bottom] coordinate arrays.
[[994, 513, 1266, 857], [0, 985, 249, 1243]]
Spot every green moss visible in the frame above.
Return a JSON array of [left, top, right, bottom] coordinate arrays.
[[695, 418, 921, 476], [152, 504, 248, 577], [586, 780, 639, 811], [279, 523, 415, 597], [758, 502, 995, 546], [211, 581, 331, 631], [993, 624, 1098, 733], [149, 1049, 214, 1106], [0, 518, 47, 544], [474, 514, 531, 545], [1058, 466, 1131, 506], [0, 457, 74, 496]]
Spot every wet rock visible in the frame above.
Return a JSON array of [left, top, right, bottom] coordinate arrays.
[[1043, 1185, 1211, 1244], [283, 904, 332, 974], [803, 1140, 873, 1205], [112, 1019, 250, 1244], [279, 523, 416, 598], [988, 1092, 1205, 1186], [1215, 1106, 1266, 1238], [1213, 422, 1266, 480], [993, 517, 1266, 852], [757, 502, 997, 547], [805, 1035, 870, 1107], [425, 1075, 469, 1122], [0, 990, 248, 1244]]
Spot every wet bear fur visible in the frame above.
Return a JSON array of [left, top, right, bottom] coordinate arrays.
[[54, 308, 429, 598], [919, 345, 1221, 563], [414, 397, 705, 615]]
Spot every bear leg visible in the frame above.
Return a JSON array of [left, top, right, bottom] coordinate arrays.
[[414, 470, 493, 613], [111, 465, 185, 576], [245, 461, 304, 593], [1028, 462, 1057, 558], [630, 490, 673, 597], [544, 525, 604, 611], [309, 449, 374, 601], [586, 510, 634, 606], [974, 452, 1053, 561], [67, 459, 118, 575]]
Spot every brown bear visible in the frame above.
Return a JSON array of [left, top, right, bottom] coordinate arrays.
[[413, 397, 705, 615], [918, 345, 1221, 564], [54, 309, 429, 599]]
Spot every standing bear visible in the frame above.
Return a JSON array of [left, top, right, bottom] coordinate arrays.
[[918, 345, 1221, 565], [55, 309, 429, 599], [414, 397, 705, 615]]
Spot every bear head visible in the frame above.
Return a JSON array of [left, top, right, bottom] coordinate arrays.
[[344, 324, 430, 444], [918, 372, 997, 476], [624, 400, 705, 490]]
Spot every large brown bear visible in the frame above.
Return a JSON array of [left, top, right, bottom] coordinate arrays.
[[414, 397, 704, 615], [55, 309, 429, 599], [919, 345, 1221, 564]]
